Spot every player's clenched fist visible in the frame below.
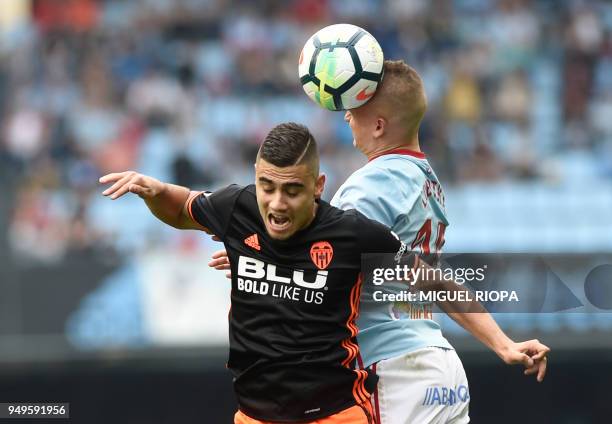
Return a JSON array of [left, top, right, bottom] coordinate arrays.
[[99, 171, 166, 200]]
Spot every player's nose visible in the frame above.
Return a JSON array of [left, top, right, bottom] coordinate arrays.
[[344, 111, 351, 122], [268, 192, 288, 211]]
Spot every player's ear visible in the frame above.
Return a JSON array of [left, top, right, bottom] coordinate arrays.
[[314, 174, 326, 199], [373, 117, 387, 139]]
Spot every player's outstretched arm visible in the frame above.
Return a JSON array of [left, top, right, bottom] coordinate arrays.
[[99, 171, 209, 231], [410, 259, 550, 382], [445, 311, 550, 382]]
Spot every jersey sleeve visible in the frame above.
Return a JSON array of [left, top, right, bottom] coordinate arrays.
[[331, 165, 422, 228], [187, 184, 244, 238], [356, 212, 417, 270], [356, 212, 403, 254]]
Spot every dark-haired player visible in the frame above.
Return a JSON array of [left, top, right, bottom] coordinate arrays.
[[210, 61, 551, 424], [100, 122, 408, 423]]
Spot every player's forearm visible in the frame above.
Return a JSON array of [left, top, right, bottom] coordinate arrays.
[[144, 183, 192, 229], [443, 309, 514, 358], [434, 285, 515, 357], [432, 283, 511, 353], [412, 259, 514, 357]]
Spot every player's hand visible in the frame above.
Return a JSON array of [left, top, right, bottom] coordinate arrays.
[[99, 171, 166, 200], [208, 249, 232, 279], [519, 339, 549, 383], [498, 339, 550, 382]]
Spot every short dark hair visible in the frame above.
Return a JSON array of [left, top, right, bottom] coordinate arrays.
[[257, 122, 319, 172]]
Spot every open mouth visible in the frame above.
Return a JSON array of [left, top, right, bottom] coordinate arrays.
[[268, 213, 291, 233]]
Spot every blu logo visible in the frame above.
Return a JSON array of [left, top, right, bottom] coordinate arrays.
[[237, 256, 329, 290]]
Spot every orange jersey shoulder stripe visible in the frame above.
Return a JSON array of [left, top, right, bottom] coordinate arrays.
[[186, 191, 202, 223]]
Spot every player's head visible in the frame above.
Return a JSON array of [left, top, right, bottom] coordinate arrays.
[[255, 122, 325, 240], [345, 60, 427, 154]]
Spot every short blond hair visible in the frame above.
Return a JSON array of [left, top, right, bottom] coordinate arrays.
[[373, 60, 427, 136]]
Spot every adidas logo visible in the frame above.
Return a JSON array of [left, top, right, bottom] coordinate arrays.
[[244, 233, 261, 251]]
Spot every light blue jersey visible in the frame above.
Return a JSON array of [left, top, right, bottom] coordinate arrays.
[[331, 149, 453, 367]]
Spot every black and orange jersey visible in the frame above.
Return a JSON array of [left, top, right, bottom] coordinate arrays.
[[188, 184, 405, 422]]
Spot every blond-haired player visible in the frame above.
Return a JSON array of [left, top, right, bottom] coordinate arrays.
[[333, 60, 549, 423]]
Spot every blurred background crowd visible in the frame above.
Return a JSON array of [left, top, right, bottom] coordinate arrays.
[[2, 0, 612, 343], [2, 0, 612, 261], [1, 1, 612, 422]]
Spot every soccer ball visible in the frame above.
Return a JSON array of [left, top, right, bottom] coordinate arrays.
[[299, 23, 384, 111]]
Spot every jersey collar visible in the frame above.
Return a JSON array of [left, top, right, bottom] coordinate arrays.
[[368, 148, 426, 162]]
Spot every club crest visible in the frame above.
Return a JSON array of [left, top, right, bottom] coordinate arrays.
[[310, 241, 333, 270]]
